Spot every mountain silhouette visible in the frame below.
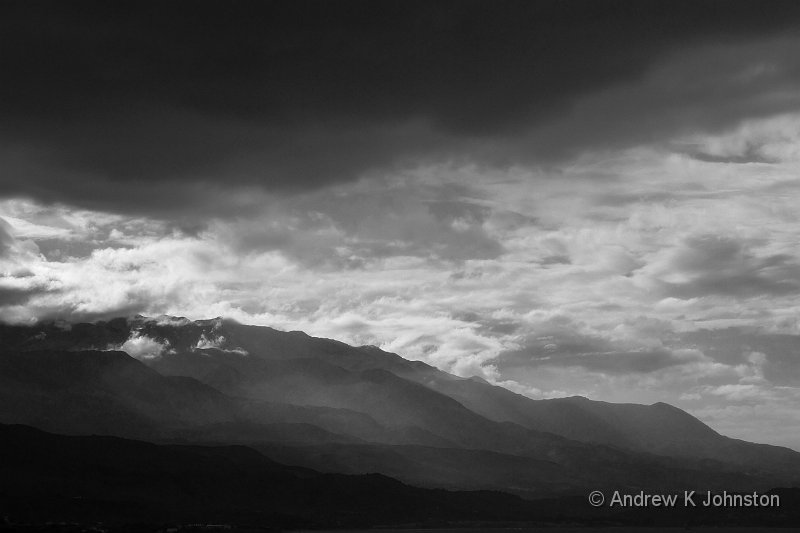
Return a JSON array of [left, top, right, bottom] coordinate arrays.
[[0, 316, 798, 503], [0, 423, 550, 528]]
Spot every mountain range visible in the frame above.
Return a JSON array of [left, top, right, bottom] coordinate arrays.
[[0, 315, 798, 527]]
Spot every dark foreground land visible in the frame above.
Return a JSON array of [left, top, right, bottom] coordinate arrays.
[[1, 425, 800, 531], [299, 529, 800, 533], [0, 524, 800, 533], [297, 529, 800, 533]]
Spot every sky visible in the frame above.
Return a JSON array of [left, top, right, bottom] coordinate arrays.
[[2, 0, 800, 448]]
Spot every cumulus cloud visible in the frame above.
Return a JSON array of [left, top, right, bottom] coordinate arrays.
[[193, 333, 248, 356], [114, 332, 172, 361], [149, 315, 193, 327]]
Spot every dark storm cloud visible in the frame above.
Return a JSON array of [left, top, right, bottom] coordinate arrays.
[[3, 0, 800, 217]]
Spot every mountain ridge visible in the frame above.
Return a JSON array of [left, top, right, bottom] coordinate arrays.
[[1, 315, 798, 498]]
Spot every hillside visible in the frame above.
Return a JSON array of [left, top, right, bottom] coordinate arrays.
[[0, 316, 799, 498]]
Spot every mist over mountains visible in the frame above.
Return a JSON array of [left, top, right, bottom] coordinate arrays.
[[0, 315, 798, 528]]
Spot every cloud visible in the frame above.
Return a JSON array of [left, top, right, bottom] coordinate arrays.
[[678, 328, 800, 386], [691, 392, 800, 449], [193, 333, 248, 356], [544, 348, 706, 374], [209, 179, 508, 267], [703, 383, 770, 401], [0, 216, 41, 262], [677, 104, 800, 164], [0, 218, 15, 258], [0, 285, 46, 307], [148, 315, 193, 328], [114, 332, 172, 361], [496, 314, 707, 375], [639, 234, 800, 299], [3, 2, 800, 219]]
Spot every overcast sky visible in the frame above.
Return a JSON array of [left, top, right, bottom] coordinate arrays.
[[2, 0, 800, 448]]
